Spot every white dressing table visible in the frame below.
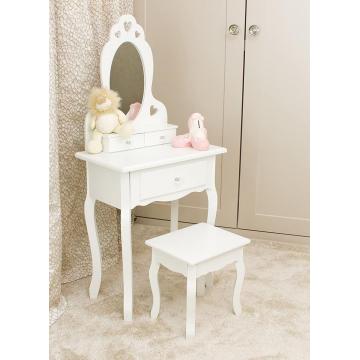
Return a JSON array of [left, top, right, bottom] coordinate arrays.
[[76, 144, 226, 321], [75, 15, 227, 321]]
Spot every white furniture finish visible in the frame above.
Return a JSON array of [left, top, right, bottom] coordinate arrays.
[[238, 0, 310, 236], [134, 0, 245, 228], [101, 14, 166, 133], [76, 144, 227, 321], [85, 15, 178, 153], [101, 124, 177, 153], [146, 223, 250, 339]]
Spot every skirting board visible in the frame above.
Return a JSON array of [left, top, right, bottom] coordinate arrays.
[[134, 216, 310, 246]]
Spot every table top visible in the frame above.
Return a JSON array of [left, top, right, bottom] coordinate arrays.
[[145, 223, 250, 265], [75, 144, 227, 173]]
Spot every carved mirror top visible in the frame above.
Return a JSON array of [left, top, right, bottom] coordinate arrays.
[[100, 15, 167, 134]]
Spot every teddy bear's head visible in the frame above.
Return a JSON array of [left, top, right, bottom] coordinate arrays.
[[88, 87, 121, 116]]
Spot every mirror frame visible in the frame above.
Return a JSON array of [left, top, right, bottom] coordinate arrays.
[[100, 15, 167, 133]]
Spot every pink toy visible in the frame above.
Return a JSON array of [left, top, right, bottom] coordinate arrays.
[[172, 112, 210, 151], [188, 113, 210, 151], [171, 133, 192, 148], [126, 102, 142, 121]]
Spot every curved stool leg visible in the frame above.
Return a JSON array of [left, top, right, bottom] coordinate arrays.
[[84, 195, 102, 299], [233, 251, 245, 316], [149, 253, 161, 320]]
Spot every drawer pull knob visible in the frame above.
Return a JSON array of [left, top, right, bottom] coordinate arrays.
[[160, 135, 165, 140], [126, 140, 132, 145], [174, 177, 181, 183]]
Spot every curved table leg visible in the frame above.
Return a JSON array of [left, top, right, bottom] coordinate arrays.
[[233, 250, 245, 316], [170, 200, 179, 232], [204, 186, 218, 290], [84, 194, 102, 299], [205, 272, 214, 288], [120, 173, 133, 321], [206, 187, 218, 226], [196, 277, 206, 296], [121, 207, 133, 321]]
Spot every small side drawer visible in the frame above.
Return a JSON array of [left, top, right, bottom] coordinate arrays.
[[102, 133, 145, 153], [145, 128, 176, 147], [135, 159, 210, 201]]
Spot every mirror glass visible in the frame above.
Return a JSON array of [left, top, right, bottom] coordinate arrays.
[[110, 42, 144, 117]]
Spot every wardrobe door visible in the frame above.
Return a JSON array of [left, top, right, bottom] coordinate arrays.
[[238, 0, 310, 235], [134, 0, 245, 227]]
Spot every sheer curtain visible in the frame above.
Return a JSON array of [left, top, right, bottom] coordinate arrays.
[[49, 0, 133, 325]]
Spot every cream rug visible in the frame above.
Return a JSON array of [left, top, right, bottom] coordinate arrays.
[[50, 224, 309, 360]]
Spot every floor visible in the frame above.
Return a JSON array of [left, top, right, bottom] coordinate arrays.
[[50, 224, 309, 360]]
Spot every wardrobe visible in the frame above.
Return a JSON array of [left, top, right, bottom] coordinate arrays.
[[134, 0, 309, 239]]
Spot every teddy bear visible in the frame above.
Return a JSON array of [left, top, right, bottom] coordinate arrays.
[[85, 87, 133, 154]]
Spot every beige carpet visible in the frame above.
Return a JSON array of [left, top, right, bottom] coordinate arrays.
[[50, 224, 309, 360]]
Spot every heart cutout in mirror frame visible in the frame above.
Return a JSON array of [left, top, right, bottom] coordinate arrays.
[[150, 105, 158, 116], [124, 21, 132, 32]]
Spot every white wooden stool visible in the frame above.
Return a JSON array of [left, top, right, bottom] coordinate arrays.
[[145, 223, 251, 339]]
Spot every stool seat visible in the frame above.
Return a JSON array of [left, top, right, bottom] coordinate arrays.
[[146, 223, 251, 339], [145, 223, 250, 265]]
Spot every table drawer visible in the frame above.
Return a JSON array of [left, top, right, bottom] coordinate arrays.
[[102, 133, 145, 152], [136, 159, 210, 201], [145, 128, 176, 147]]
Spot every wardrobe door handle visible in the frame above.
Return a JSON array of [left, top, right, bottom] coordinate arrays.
[[249, 25, 260, 36], [228, 24, 240, 36]]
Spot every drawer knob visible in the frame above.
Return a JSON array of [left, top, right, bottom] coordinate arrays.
[[126, 140, 132, 145], [160, 135, 165, 140], [174, 177, 181, 183]]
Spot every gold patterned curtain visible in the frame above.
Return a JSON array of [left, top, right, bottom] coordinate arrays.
[[49, 0, 133, 325]]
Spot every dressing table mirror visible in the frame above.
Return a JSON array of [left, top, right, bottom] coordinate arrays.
[[85, 15, 177, 153], [110, 42, 144, 115], [76, 15, 227, 322]]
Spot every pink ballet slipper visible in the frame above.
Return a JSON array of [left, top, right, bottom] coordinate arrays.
[[126, 102, 141, 121], [171, 133, 192, 148], [188, 113, 210, 151]]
